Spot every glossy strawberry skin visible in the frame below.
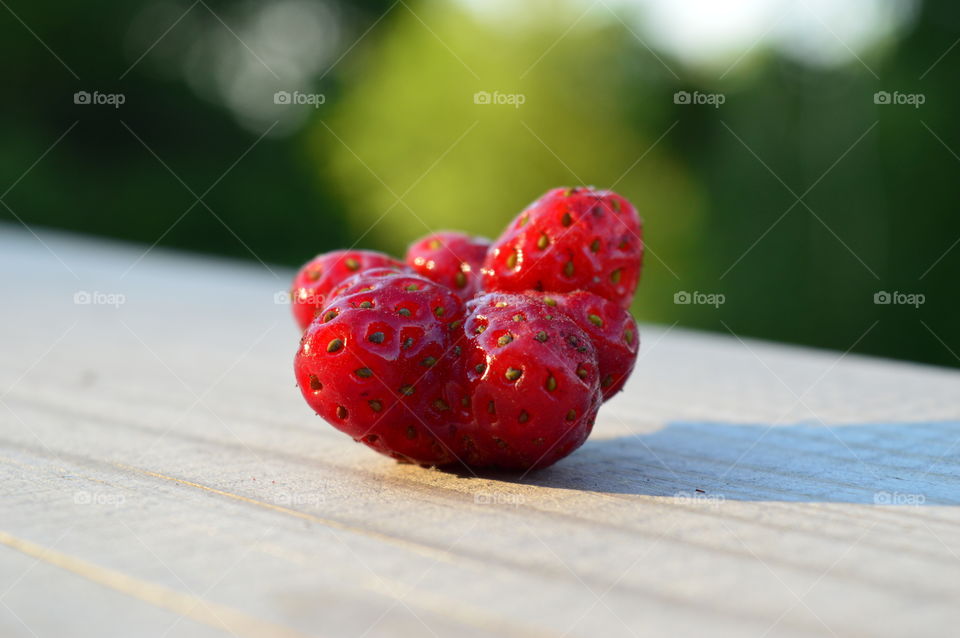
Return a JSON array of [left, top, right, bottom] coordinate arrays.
[[291, 250, 406, 331], [530, 291, 639, 400], [453, 293, 602, 470], [481, 187, 643, 309], [294, 269, 466, 465], [405, 232, 491, 300]]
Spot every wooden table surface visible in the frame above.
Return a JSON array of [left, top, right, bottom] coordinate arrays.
[[2, 225, 959, 638]]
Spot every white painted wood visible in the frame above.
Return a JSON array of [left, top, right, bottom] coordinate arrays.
[[1, 225, 958, 638]]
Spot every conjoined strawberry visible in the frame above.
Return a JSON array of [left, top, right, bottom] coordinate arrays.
[[481, 187, 643, 308], [290, 186, 643, 471]]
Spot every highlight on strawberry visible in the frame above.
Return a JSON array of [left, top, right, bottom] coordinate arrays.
[[291, 186, 644, 470]]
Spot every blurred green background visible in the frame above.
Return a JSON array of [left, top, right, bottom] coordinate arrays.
[[2, 0, 958, 367]]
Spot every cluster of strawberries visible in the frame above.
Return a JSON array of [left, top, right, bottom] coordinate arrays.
[[292, 187, 643, 470]]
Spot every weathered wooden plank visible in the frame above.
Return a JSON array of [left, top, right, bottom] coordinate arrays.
[[1, 226, 959, 638]]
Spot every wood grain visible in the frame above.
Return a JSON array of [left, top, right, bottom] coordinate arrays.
[[1, 226, 958, 638]]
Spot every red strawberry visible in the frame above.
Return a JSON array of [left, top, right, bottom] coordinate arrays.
[[481, 187, 643, 308], [290, 250, 405, 331], [294, 269, 466, 465], [530, 291, 639, 400], [405, 232, 491, 299], [453, 293, 602, 470]]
